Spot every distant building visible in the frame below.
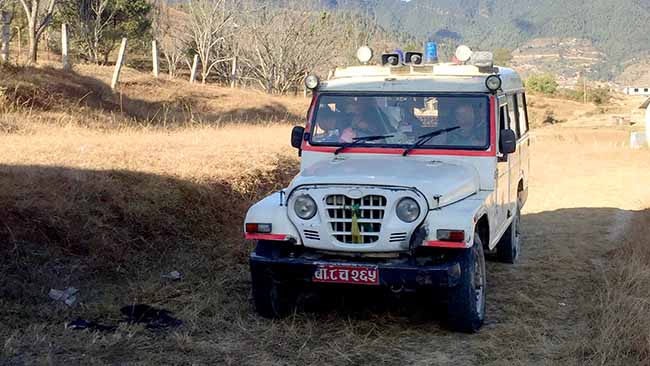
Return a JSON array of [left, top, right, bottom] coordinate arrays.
[[624, 87, 650, 96]]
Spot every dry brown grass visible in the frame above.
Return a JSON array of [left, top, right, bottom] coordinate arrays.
[[1, 64, 650, 365], [575, 209, 650, 365], [0, 62, 308, 133]]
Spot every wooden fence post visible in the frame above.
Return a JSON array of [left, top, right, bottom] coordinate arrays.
[[151, 40, 159, 78], [111, 38, 128, 91], [16, 26, 21, 64], [230, 56, 237, 88], [189, 54, 198, 83], [303, 72, 308, 98], [0, 11, 10, 63], [61, 24, 70, 71]]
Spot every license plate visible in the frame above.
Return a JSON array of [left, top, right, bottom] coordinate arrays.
[[312, 264, 379, 285]]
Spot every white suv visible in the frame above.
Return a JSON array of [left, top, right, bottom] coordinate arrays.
[[244, 47, 530, 333]]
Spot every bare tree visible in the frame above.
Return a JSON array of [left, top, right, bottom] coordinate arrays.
[[237, 4, 337, 94], [186, 0, 233, 84], [17, 0, 56, 64], [151, 0, 189, 79]]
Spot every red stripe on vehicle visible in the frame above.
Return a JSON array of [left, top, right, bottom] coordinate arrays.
[[244, 233, 288, 241], [422, 240, 468, 248]]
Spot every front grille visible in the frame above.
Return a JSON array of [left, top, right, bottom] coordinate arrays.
[[326, 195, 386, 244]]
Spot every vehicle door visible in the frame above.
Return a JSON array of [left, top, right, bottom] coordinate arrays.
[[495, 96, 511, 237], [517, 92, 531, 205], [507, 94, 521, 213]]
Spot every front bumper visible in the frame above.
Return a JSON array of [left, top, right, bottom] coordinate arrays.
[[250, 252, 462, 289]]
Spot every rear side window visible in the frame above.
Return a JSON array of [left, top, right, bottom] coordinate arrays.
[[507, 94, 520, 137], [517, 93, 529, 135]]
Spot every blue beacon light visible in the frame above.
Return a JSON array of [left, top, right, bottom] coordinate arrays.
[[425, 42, 438, 63]]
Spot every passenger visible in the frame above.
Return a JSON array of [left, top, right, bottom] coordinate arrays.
[[446, 104, 486, 146], [313, 110, 340, 142]]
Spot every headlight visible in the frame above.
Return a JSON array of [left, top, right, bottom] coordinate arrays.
[[396, 198, 420, 223], [294, 195, 317, 220]]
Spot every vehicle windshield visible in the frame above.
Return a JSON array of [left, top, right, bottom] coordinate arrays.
[[310, 94, 490, 150]]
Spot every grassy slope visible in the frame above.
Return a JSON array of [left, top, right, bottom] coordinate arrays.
[[1, 63, 650, 365]]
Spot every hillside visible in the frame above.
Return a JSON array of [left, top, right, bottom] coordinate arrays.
[[327, 0, 650, 81]]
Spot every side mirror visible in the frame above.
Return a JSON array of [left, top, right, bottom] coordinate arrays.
[[499, 129, 517, 154], [291, 126, 305, 149]]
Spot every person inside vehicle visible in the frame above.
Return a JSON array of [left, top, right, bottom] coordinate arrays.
[[339, 99, 388, 142], [313, 109, 341, 143], [445, 104, 487, 147]]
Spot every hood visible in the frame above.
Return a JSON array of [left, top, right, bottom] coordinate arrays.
[[289, 157, 480, 208]]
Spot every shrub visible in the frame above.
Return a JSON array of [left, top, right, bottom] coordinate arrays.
[[589, 87, 611, 105], [525, 73, 558, 94]]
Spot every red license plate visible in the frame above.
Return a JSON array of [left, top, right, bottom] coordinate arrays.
[[312, 264, 379, 285]]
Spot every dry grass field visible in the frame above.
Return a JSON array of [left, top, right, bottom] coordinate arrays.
[[1, 64, 650, 365]]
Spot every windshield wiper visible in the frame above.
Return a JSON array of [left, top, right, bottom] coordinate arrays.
[[402, 126, 461, 156], [334, 134, 394, 155]]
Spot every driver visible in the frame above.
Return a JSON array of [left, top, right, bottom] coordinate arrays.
[[339, 100, 384, 143], [445, 104, 486, 146]]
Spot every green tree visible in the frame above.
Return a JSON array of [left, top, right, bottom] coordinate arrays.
[[58, 0, 151, 65], [525, 73, 558, 94]]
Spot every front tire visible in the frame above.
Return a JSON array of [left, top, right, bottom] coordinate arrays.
[[251, 241, 296, 318], [446, 231, 486, 333]]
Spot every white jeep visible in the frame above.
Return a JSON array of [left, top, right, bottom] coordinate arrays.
[[244, 47, 530, 332]]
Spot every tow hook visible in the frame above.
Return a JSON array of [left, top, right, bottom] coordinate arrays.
[[390, 284, 404, 293]]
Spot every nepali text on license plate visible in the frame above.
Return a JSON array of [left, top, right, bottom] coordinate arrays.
[[312, 264, 379, 285]]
